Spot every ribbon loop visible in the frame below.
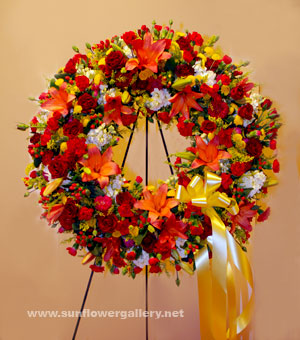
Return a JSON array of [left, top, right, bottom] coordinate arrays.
[[175, 171, 253, 339]]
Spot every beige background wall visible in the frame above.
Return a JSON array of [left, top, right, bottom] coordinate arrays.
[[1, 0, 300, 339]]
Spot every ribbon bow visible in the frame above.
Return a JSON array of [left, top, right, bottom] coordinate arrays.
[[175, 172, 254, 340]]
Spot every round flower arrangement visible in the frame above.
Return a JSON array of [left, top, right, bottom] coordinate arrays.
[[19, 21, 281, 281]]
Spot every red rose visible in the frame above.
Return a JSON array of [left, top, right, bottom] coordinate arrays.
[[176, 36, 192, 51], [40, 129, 52, 146], [95, 195, 113, 212], [116, 192, 136, 207], [220, 74, 231, 85], [47, 113, 61, 131], [142, 232, 157, 253], [222, 55, 232, 64], [149, 265, 162, 273], [218, 128, 233, 148], [64, 58, 76, 74], [77, 93, 97, 112], [42, 150, 54, 166], [118, 204, 134, 217], [126, 251, 136, 260], [157, 111, 171, 124], [112, 255, 126, 268], [63, 119, 83, 138], [238, 103, 253, 120], [97, 214, 118, 233], [177, 172, 191, 187], [121, 114, 137, 126], [116, 220, 130, 236], [188, 32, 203, 46], [221, 173, 233, 189], [246, 138, 263, 157], [205, 58, 221, 71], [273, 159, 280, 173], [208, 96, 229, 119], [201, 120, 217, 134], [121, 31, 137, 45], [105, 51, 126, 70], [175, 64, 194, 77], [230, 85, 245, 100], [177, 117, 194, 137], [48, 155, 69, 178], [183, 50, 195, 63], [262, 99, 272, 109], [59, 199, 78, 230], [75, 75, 90, 91], [269, 140, 277, 150], [190, 225, 203, 236], [65, 137, 87, 161], [78, 207, 94, 221], [231, 162, 246, 177]]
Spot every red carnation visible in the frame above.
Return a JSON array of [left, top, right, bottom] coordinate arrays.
[[48, 155, 69, 178], [116, 192, 136, 207], [118, 204, 134, 217], [231, 162, 246, 177], [222, 55, 232, 64], [273, 159, 280, 173], [78, 206, 94, 221], [157, 111, 171, 124], [64, 58, 76, 74], [105, 51, 126, 70], [77, 93, 97, 112], [65, 137, 87, 161], [177, 117, 194, 137], [208, 96, 229, 119], [42, 150, 54, 166], [136, 176, 143, 183], [175, 64, 194, 77], [121, 114, 137, 126], [238, 103, 253, 120], [95, 195, 113, 212], [90, 264, 105, 272], [63, 119, 83, 138], [190, 225, 203, 236], [246, 138, 263, 157], [113, 256, 126, 268], [121, 31, 137, 45], [126, 251, 136, 261], [59, 199, 78, 230], [269, 140, 277, 150], [176, 36, 192, 51], [40, 129, 52, 146], [262, 99, 272, 110], [177, 171, 191, 187], [188, 32, 203, 46], [218, 128, 233, 148], [205, 58, 221, 71], [201, 120, 217, 134], [97, 214, 118, 233], [75, 75, 90, 91], [116, 220, 130, 236], [221, 173, 233, 189], [47, 113, 61, 131]]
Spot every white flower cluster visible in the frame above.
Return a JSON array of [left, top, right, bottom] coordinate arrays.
[[133, 250, 149, 268], [97, 84, 109, 105], [176, 237, 187, 259], [250, 93, 263, 113], [121, 42, 135, 58], [86, 123, 116, 151], [193, 61, 216, 86], [145, 88, 171, 111], [219, 159, 231, 173], [75, 63, 95, 80], [103, 174, 125, 199], [238, 170, 266, 197]]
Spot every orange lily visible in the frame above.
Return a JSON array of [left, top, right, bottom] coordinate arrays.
[[79, 144, 121, 188], [134, 183, 178, 227], [41, 82, 75, 116], [228, 202, 257, 233], [103, 95, 134, 125], [125, 32, 171, 73], [190, 136, 231, 171], [169, 86, 203, 119], [45, 204, 64, 225]]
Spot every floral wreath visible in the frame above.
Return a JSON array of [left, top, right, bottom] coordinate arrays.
[[19, 21, 281, 283]]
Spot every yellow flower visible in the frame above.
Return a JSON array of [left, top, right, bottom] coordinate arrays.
[[82, 117, 90, 127], [129, 225, 139, 237], [55, 78, 64, 87], [60, 142, 67, 152], [221, 85, 230, 96], [204, 47, 214, 57], [94, 73, 101, 85], [212, 53, 221, 60], [122, 91, 131, 104], [148, 225, 155, 233], [73, 105, 82, 114], [232, 134, 243, 143], [112, 230, 121, 237], [98, 57, 106, 66], [234, 115, 243, 126]]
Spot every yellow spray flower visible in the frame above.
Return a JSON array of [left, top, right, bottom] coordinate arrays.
[[73, 105, 82, 114]]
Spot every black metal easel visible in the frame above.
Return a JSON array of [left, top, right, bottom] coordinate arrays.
[[72, 116, 174, 340]]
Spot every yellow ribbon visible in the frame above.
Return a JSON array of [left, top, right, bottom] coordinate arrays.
[[175, 172, 254, 340]]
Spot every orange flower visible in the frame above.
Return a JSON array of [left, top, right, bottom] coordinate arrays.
[[103, 95, 134, 125], [125, 32, 171, 73], [134, 183, 178, 227], [190, 136, 231, 171], [41, 82, 75, 116], [169, 86, 203, 119], [79, 144, 121, 189]]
